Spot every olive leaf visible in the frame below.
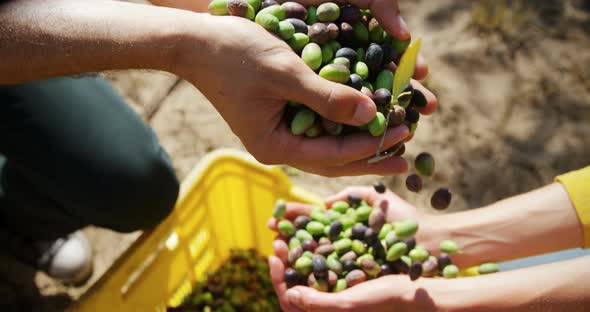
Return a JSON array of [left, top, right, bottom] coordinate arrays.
[[369, 38, 422, 164], [392, 38, 422, 101]]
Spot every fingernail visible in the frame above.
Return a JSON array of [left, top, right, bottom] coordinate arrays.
[[287, 289, 303, 308], [397, 16, 411, 40], [353, 102, 376, 125]]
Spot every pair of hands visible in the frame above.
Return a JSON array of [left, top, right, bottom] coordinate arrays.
[[266, 187, 438, 312], [154, 0, 437, 177]]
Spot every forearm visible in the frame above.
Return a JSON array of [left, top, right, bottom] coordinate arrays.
[[0, 0, 200, 84], [149, 0, 210, 13], [420, 183, 584, 267], [423, 255, 590, 311]]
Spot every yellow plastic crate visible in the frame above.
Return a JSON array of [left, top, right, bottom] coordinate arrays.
[[69, 149, 323, 312]]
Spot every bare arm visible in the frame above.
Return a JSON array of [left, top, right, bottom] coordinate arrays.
[[421, 183, 584, 268], [0, 0, 196, 84], [149, 0, 210, 12], [422, 255, 590, 311]]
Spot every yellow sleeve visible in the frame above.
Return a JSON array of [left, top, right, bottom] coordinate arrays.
[[556, 166, 590, 248]]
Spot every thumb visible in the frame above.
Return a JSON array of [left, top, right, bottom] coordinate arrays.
[[285, 72, 377, 127], [286, 286, 349, 312]]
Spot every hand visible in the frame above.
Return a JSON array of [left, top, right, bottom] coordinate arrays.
[[267, 186, 435, 311], [176, 15, 437, 176]]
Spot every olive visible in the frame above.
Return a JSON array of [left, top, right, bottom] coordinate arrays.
[[389, 105, 406, 127], [373, 89, 392, 106], [373, 181, 386, 193], [409, 262, 423, 281], [368, 209, 385, 231], [360, 258, 380, 278], [378, 263, 397, 277], [405, 107, 420, 123], [326, 23, 340, 40], [302, 239, 319, 252], [339, 250, 357, 263], [306, 6, 319, 24], [334, 47, 357, 65], [289, 237, 302, 250], [342, 259, 358, 272], [288, 247, 303, 265], [360, 86, 373, 99], [391, 259, 410, 274], [273, 199, 287, 218], [365, 43, 384, 72], [345, 270, 367, 287], [478, 263, 500, 275], [368, 18, 384, 43], [381, 43, 398, 66], [260, 0, 278, 9], [346, 195, 361, 208], [294, 215, 312, 230], [405, 174, 423, 193], [328, 221, 343, 240], [284, 268, 300, 288], [346, 74, 363, 90], [284, 18, 308, 34], [353, 22, 369, 44], [315, 244, 335, 256], [431, 188, 452, 210], [395, 219, 419, 239], [415, 153, 435, 177], [316, 3, 340, 22], [351, 224, 368, 240], [322, 118, 344, 135], [412, 89, 428, 108], [437, 253, 452, 271], [281, 2, 307, 20], [319, 64, 351, 83], [338, 22, 355, 46], [327, 257, 343, 275], [442, 265, 459, 279], [227, 0, 249, 17], [440, 240, 459, 254], [312, 255, 329, 280], [308, 23, 331, 45], [339, 6, 361, 24]]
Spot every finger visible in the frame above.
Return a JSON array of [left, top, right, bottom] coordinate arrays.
[[284, 70, 377, 127], [269, 256, 304, 312], [286, 286, 351, 312], [298, 154, 408, 178], [363, 0, 410, 40], [274, 239, 290, 264], [275, 123, 409, 167], [414, 54, 429, 80], [411, 80, 437, 115], [325, 186, 382, 206]]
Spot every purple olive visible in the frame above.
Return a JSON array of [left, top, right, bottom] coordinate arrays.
[[431, 188, 452, 210]]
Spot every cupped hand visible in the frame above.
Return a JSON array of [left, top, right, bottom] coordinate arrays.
[[177, 15, 437, 176], [267, 186, 436, 311]]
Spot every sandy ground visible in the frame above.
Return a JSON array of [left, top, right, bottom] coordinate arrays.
[[1, 0, 589, 311]]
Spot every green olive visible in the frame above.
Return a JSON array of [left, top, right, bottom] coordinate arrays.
[[386, 242, 407, 262], [278, 20, 295, 40], [302, 43, 323, 70], [368, 112, 386, 137], [208, 0, 229, 15], [290, 108, 315, 135], [439, 240, 459, 255], [442, 264, 459, 278]]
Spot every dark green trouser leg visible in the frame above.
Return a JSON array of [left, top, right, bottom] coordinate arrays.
[[0, 77, 180, 241]]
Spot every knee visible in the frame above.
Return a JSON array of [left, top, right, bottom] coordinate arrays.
[[90, 147, 180, 233]]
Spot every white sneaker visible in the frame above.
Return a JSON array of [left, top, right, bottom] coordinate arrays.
[[37, 230, 94, 285]]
